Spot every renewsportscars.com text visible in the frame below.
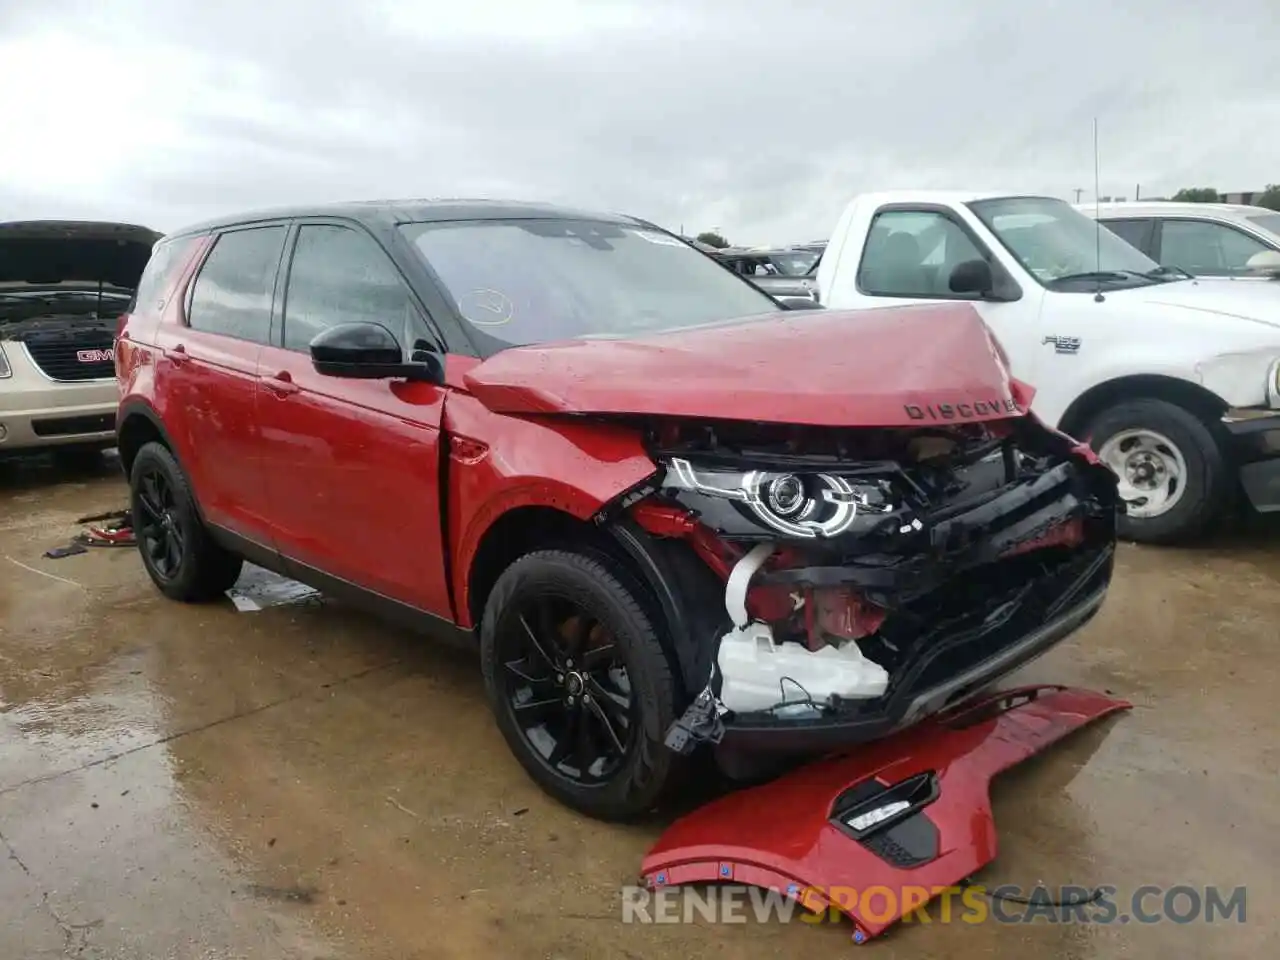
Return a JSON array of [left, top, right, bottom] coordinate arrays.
[[620, 883, 1247, 926]]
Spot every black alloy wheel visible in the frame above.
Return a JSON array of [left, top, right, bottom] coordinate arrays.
[[498, 595, 635, 785], [135, 467, 185, 581], [479, 549, 683, 821], [128, 441, 244, 602]]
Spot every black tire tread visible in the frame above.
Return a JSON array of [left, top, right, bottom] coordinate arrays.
[[129, 441, 244, 602], [479, 548, 684, 822]]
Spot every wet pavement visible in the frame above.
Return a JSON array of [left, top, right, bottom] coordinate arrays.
[[1, 452, 1277, 959]]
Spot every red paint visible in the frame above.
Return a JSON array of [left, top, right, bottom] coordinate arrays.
[[463, 304, 1024, 427], [254, 342, 454, 615], [444, 392, 656, 627], [640, 685, 1131, 944]]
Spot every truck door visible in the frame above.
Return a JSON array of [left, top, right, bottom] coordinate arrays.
[[828, 204, 1046, 385]]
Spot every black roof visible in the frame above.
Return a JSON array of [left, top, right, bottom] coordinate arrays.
[[168, 198, 648, 239]]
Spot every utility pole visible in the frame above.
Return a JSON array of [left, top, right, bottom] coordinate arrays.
[[1074, 188, 1084, 203], [1135, 184, 1140, 200]]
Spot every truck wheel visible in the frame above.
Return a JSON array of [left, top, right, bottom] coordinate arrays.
[[1084, 398, 1229, 544], [479, 549, 683, 822], [129, 441, 244, 601]]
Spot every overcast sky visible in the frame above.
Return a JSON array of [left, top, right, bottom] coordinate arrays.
[[1, 0, 1275, 245]]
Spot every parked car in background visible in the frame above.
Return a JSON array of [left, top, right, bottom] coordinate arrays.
[[714, 245, 821, 300], [1078, 202, 1280, 280], [816, 190, 1280, 544], [1, 220, 161, 456], [115, 198, 1118, 822]]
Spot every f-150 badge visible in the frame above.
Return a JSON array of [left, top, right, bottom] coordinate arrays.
[[1042, 335, 1081, 355]]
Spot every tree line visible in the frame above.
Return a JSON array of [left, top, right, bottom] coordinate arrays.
[[1169, 185, 1280, 209]]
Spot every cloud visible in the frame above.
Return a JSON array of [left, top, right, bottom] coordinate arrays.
[[1, 0, 1276, 243]]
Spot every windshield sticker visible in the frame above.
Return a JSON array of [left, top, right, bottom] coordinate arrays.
[[457, 289, 514, 326], [630, 229, 687, 248]]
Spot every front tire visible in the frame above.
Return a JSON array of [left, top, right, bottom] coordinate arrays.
[[129, 441, 244, 601], [479, 549, 683, 822], [1084, 398, 1229, 544]]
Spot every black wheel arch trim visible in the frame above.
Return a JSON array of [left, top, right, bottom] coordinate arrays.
[[604, 519, 727, 703], [116, 400, 209, 522]]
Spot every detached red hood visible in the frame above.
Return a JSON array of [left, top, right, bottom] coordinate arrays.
[[462, 303, 1027, 428]]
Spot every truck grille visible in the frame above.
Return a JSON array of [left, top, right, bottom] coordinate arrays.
[[22, 334, 115, 382]]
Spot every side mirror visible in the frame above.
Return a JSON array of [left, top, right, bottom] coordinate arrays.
[[948, 259, 996, 297], [776, 295, 824, 310], [1246, 250, 1280, 278], [310, 322, 442, 382]]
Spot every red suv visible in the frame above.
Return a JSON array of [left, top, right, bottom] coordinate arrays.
[[115, 201, 1119, 821]]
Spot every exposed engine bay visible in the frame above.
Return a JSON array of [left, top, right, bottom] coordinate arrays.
[[622, 416, 1119, 748]]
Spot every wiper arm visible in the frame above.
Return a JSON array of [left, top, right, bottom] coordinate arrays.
[[1143, 265, 1194, 281], [1046, 270, 1152, 287]]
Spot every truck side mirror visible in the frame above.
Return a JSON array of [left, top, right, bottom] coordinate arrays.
[[948, 259, 995, 296]]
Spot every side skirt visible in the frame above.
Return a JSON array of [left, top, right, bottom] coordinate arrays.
[[207, 525, 476, 650]]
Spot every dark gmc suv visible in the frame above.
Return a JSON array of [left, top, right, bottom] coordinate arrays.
[[115, 199, 1119, 821]]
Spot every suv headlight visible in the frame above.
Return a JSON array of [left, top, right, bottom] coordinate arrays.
[[0, 345, 10, 379], [661, 457, 903, 539]]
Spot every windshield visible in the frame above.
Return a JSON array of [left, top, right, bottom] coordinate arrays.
[[967, 196, 1167, 289], [400, 218, 779, 347], [769, 251, 820, 275], [1246, 213, 1280, 238]]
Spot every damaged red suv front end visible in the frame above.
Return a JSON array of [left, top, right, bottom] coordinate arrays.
[[624, 401, 1119, 771]]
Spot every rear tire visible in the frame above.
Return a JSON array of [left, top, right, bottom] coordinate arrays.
[[1084, 398, 1229, 544], [480, 549, 684, 822], [129, 441, 244, 601]]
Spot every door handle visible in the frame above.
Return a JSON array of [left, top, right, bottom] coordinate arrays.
[[263, 371, 299, 397], [166, 343, 190, 366]]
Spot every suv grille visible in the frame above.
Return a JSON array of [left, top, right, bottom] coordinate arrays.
[[22, 333, 115, 382]]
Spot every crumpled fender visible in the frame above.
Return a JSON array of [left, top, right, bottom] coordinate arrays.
[[640, 685, 1130, 944], [442, 379, 657, 628]]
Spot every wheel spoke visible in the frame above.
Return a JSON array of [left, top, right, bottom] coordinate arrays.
[[547, 707, 580, 768], [137, 477, 165, 523], [519, 609, 565, 672], [503, 656, 552, 684], [573, 707, 596, 780], [585, 675, 629, 725], [163, 534, 181, 574], [585, 695, 626, 757], [511, 694, 562, 726], [580, 641, 616, 669]]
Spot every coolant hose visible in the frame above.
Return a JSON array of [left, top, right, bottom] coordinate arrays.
[[724, 543, 775, 629]]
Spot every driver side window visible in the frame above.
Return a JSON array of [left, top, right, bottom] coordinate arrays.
[[282, 224, 417, 353], [858, 210, 986, 298]]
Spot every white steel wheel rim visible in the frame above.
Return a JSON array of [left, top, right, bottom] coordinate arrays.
[[1097, 428, 1189, 520]]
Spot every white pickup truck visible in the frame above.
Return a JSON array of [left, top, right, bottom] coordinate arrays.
[[814, 191, 1280, 543]]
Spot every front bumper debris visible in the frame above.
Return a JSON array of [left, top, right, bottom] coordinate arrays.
[[1223, 413, 1280, 512], [641, 684, 1131, 945]]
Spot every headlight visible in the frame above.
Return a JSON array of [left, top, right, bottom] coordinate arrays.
[[0, 345, 10, 379], [662, 457, 901, 539], [1268, 357, 1280, 409]]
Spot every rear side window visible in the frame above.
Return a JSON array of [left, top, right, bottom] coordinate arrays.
[[1158, 219, 1270, 276], [1100, 218, 1154, 254], [128, 235, 199, 315], [281, 224, 415, 353], [187, 226, 287, 343]]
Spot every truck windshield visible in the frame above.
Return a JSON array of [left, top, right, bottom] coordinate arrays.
[[400, 218, 780, 347], [967, 196, 1171, 290]]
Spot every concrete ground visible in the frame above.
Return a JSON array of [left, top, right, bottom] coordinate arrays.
[[1, 453, 1276, 960]]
